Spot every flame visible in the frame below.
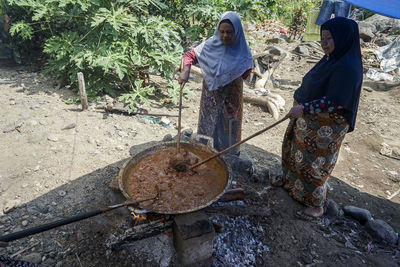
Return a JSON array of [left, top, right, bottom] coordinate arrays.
[[130, 211, 147, 226]]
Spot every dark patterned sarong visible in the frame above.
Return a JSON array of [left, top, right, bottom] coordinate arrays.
[[197, 77, 243, 154], [282, 109, 349, 207]]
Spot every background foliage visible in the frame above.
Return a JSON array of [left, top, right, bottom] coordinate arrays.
[[1, 0, 321, 109]]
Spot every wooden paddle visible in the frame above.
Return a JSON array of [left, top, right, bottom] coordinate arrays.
[[189, 116, 289, 170]]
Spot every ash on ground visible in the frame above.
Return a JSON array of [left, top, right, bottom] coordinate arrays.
[[211, 201, 269, 266]]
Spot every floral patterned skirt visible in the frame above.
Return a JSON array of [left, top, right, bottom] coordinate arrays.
[[281, 109, 349, 207], [197, 77, 243, 154]]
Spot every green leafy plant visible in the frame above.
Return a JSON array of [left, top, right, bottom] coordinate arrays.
[[4, 0, 322, 109], [118, 80, 155, 113], [6, 0, 184, 110], [167, 80, 195, 105]]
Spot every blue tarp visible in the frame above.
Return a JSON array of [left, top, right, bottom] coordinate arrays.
[[344, 0, 400, 19]]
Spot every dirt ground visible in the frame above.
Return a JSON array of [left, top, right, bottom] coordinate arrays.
[[0, 34, 400, 266]]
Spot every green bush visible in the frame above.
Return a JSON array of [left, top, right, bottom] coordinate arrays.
[[5, 0, 184, 109], [3, 0, 321, 109]]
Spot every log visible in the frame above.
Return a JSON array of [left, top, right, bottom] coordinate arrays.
[[190, 65, 203, 77], [107, 219, 173, 250], [77, 72, 89, 111], [218, 188, 245, 202], [243, 95, 271, 108], [203, 205, 272, 217], [96, 103, 179, 117], [243, 95, 280, 120]]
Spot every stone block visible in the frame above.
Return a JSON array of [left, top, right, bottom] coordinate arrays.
[[173, 211, 215, 266]]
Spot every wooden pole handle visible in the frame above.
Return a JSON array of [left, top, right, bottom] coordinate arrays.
[[189, 116, 288, 170]]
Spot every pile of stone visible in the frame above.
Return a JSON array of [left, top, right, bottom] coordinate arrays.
[[325, 200, 399, 246], [359, 14, 400, 46], [358, 14, 400, 80]]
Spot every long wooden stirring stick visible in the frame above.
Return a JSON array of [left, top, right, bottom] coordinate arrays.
[[0, 187, 161, 243], [189, 116, 289, 170], [176, 83, 184, 154]]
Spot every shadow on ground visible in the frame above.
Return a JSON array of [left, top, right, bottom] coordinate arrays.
[[0, 142, 399, 266]]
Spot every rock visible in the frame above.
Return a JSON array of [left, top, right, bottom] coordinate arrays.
[[343, 206, 372, 224], [21, 252, 42, 264], [58, 190, 66, 197], [359, 28, 374, 42], [225, 154, 253, 175], [250, 168, 268, 183], [358, 21, 377, 34], [392, 147, 400, 159], [269, 169, 283, 187], [163, 134, 173, 142], [3, 124, 17, 133], [380, 143, 400, 160], [22, 220, 28, 226], [117, 130, 127, 137], [294, 45, 309, 56], [365, 14, 400, 33], [365, 219, 399, 245], [300, 251, 313, 264], [61, 123, 76, 130], [266, 37, 286, 44], [30, 104, 40, 110], [375, 37, 392, 47], [3, 121, 23, 133], [47, 135, 58, 142], [3, 199, 21, 214], [325, 199, 340, 218], [182, 128, 193, 137]]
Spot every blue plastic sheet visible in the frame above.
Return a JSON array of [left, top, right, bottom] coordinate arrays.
[[344, 0, 400, 19]]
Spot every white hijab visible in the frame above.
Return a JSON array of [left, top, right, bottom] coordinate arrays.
[[193, 11, 253, 91]]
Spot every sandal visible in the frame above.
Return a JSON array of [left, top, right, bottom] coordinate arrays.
[[295, 209, 322, 221]]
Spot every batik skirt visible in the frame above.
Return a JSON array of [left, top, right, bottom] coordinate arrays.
[[282, 108, 349, 207], [197, 77, 243, 154]]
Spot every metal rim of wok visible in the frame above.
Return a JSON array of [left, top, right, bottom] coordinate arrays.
[[117, 141, 232, 214]]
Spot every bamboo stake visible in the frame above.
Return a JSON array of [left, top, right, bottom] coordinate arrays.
[[77, 72, 88, 111]]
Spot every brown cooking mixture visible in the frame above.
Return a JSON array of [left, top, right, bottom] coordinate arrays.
[[125, 147, 228, 213]]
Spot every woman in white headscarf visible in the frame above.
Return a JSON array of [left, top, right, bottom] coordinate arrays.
[[178, 11, 253, 154]]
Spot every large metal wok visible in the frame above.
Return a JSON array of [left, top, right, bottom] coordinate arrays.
[[0, 117, 287, 243], [118, 140, 232, 214]]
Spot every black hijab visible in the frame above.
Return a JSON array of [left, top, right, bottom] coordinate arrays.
[[294, 17, 363, 132]]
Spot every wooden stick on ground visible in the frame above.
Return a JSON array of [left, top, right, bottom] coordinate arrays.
[[77, 72, 88, 111], [10, 241, 40, 258], [387, 188, 400, 200]]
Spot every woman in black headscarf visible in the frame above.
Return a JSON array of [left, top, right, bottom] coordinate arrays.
[[282, 17, 363, 220]]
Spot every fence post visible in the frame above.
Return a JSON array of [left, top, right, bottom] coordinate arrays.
[[77, 72, 88, 111]]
